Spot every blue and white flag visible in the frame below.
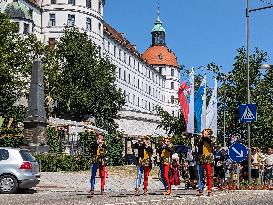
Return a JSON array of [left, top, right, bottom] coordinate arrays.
[[194, 76, 206, 133], [206, 79, 218, 137], [201, 75, 207, 132]]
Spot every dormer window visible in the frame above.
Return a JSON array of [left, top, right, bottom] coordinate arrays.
[[158, 53, 162, 60]]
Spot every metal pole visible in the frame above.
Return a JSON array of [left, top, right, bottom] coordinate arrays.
[[223, 79, 226, 147], [246, 0, 252, 182]]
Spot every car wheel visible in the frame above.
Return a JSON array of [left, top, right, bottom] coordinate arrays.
[[0, 175, 18, 194]]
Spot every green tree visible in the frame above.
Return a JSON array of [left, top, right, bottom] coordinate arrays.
[[0, 13, 47, 128], [217, 47, 272, 150], [155, 106, 189, 145], [46, 28, 125, 132]]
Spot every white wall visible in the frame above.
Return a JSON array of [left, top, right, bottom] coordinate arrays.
[[41, 0, 104, 48], [104, 35, 165, 114]]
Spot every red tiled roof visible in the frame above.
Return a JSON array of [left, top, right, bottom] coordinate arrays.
[[142, 45, 179, 68], [103, 22, 139, 55]]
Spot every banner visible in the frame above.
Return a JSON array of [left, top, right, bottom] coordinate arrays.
[[206, 78, 218, 137]]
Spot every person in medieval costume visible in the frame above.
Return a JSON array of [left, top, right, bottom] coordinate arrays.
[[89, 132, 107, 195], [133, 135, 153, 196], [157, 136, 174, 195], [196, 128, 215, 196]]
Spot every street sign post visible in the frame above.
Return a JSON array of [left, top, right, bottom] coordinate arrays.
[[239, 104, 257, 123], [228, 142, 248, 188], [228, 142, 248, 163]]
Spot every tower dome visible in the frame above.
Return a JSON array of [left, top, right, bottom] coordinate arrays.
[[142, 7, 179, 68]]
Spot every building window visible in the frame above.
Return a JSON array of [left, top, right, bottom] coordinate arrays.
[[172, 111, 175, 117], [67, 14, 75, 27], [138, 62, 140, 71], [23, 23, 29, 34], [98, 22, 101, 34], [68, 0, 75, 5], [145, 101, 147, 109], [152, 73, 154, 82], [129, 56, 131, 65], [123, 70, 126, 82], [149, 102, 151, 111], [114, 46, 116, 57], [86, 17, 91, 31], [86, 0, 91, 8], [124, 53, 126, 62], [127, 93, 130, 103], [171, 96, 175, 104], [51, 0, 56, 4], [48, 38, 56, 49], [29, 9, 33, 20], [171, 82, 174, 90], [137, 79, 140, 89], [171, 68, 174, 77], [148, 86, 151, 95], [119, 49, 121, 60], [137, 97, 140, 107], [14, 22, 19, 33], [133, 94, 135, 105], [159, 67, 163, 74], [119, 68, 122, 79], [149, 70, 151, 78], [108, 41, 110, 51], [49, 13, 56, 27], [128, 74, 131, 84], [98, 0, 102, 13]]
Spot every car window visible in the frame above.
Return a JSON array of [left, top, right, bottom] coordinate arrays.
[[19, 150, 36, 162], [0, 149, 9, 161]]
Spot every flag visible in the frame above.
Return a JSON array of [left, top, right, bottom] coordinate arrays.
[[201, 75, 207, 131], [187, 68, 195, 133], [178, 81, 190, 124], [206, 78, 218, 137], [194, 76, 206, 133], [178, 68, 194, 133]]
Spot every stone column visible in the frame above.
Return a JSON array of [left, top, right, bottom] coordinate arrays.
[[23, 59, 49, 153]]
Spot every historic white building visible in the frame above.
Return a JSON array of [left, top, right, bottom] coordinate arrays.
[[0, 0, 181, 137]]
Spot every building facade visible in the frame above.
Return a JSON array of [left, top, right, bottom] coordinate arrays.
[[0, 0, 181, 137]]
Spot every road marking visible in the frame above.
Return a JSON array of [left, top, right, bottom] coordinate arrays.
[[138, 201, 148, 203], [126, 202, 137, 204], [166, 198, 174, 201], [219, 193, 227, 196]]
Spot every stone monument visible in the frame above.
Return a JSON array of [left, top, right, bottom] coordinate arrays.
[[23, 59, 49, 153]]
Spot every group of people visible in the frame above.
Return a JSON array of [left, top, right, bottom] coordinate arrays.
[[87, 129, 273, 196]]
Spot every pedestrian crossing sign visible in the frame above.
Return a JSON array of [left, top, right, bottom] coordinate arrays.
[[239, 104, 257, 123]]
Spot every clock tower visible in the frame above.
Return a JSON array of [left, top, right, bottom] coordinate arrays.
[[151, 7, 166, 46]]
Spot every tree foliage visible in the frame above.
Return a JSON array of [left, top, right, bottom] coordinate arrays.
[[0, 13, 47, 127], [217, 47, 273, 150], [45, 28, 125, 132], [155, 106, 189, 145]]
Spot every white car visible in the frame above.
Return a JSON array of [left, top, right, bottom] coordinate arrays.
[[0, 147, 40, 194]]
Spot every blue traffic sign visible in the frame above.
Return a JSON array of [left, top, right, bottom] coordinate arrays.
[[239, 104, 257, 123], [228, 142, 248, 163]]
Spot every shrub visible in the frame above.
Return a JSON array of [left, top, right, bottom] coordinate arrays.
[[35, 153, 90, 172]]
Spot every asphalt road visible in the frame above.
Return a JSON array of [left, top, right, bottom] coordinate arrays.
[[0, 189, 273, 205]]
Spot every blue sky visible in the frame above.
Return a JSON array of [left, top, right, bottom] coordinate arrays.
[[104, 0, 273, 85]]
